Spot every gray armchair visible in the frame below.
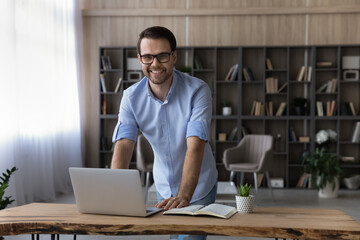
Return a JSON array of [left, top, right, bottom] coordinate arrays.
[[223, 134, 274, 199], [136, 134, 154, 202]]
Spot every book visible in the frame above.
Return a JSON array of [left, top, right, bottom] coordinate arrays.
[[101, 56, 112, 70], [229, 64, 239, 81], [163, 203, 237, 219], [102, 100, 107, 115], [275, 102, 286, 116], [99, 74, 107, 92], [243, 67, 254, 81], [277, 82, 288, 93], [306, 66, 312, 82], [114, 77, 123, 92], [316, 82, 328, 93], [225, 65, 235, 81], [330, 78, 337, 93], [242, 67, 250, 82], [316, 101, 324, 116], [265, 77, 278, 93], [349, 102, 356, 116], [228, 127, 238, 141], [296, 66, 306, 81], [316, 61, 332, 67], [266, 58, 273, 70], [351, 121, 360, 143], [329, 100, 336, 116], [341, 156, 355, 162]]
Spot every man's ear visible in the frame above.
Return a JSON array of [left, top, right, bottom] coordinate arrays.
[[137, 53, 141, 62], [172, 50, 177, 64]]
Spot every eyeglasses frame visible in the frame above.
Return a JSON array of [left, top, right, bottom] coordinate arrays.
[[139, 51, 174, 65]]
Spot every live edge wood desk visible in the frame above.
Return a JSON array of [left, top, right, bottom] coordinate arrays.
[[0, 203, 359, 240]]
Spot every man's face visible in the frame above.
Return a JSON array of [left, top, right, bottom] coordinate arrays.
[[138, 38, 177, 85]]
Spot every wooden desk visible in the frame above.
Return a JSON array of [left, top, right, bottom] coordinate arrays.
[[0, 203, 359, 239]]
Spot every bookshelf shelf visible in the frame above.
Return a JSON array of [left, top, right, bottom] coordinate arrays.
[[98, 45, 360, 188]]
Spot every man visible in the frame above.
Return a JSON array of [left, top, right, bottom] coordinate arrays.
[[111, 26, 217, 238]]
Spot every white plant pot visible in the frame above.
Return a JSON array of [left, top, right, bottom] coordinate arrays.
[[318, 179, 340, 198], [235, 195, 255, 213], [222, 107, 232, 116]]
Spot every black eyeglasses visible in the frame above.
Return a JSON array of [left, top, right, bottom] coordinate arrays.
[[139, 52, 173, 64]]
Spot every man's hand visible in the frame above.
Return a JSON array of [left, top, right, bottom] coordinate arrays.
[[155, 196, 190, 210]]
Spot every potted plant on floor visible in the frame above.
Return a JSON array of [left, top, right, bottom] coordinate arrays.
[[235, 183, 255, 213], [304, 130, 343, 198]]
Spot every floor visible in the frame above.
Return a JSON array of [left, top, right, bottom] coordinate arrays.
[[4, 188, 360, 240]]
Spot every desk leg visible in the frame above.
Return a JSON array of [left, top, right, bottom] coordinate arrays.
[[73, 234, 76, 240]]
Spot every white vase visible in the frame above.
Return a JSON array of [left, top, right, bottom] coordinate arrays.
[[318, 179, 339, 198], [222, 107, 232, 116], [235, 195, 255, 213]]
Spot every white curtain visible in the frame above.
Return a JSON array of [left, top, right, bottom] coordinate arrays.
[[0, 0, 83, 205]]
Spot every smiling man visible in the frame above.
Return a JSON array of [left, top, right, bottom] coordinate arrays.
[[111, 26, 218, 240]]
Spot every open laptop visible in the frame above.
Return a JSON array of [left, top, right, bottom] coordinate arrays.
[[69, 167, 162, 217]]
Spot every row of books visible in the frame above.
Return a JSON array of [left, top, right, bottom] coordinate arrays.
[[250, 101, 286, 116], [296, 66, 312, 82], [316, 78, 337, 93], [296, 173, 312, 188], [100, 74, 123, 93], [265, 77, 288, 93], [316, 100, 337, 116], [242, 67, 254, 82], [101, 56, 112, 70], [224, 64, 239, 81]]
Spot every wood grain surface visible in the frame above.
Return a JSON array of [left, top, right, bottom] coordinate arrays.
[[0, 203, 359, 239]]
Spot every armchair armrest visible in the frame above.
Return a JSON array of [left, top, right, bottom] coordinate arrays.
[[222, 141, 246, 170]]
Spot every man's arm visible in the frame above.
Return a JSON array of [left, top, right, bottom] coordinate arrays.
[[155, 136, 205, 209], [111, 139, 135, 169]]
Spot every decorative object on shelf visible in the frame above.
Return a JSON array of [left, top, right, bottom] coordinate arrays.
[[222, 102, 232, 116], [304, 130, 343, 198], [293, 97, 307, 116], [218, 133, 227, 141], [342, 56, 360, 81], [274, 133, 281, 152], [315, 129, 337, 151], [235, 183, 255, 213], [0, 167, 18, 210], [127, 71, 142, 81], [270, 178, 284, 188]]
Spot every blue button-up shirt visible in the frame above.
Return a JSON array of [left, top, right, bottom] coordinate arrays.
[[112, 69, 218, 203]]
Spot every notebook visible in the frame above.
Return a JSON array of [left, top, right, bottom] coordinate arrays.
[[69, 167, 162, 217]]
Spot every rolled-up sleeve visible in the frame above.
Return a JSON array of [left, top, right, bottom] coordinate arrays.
[[112, 91, 138, 142], [186, 84, 212, 141]]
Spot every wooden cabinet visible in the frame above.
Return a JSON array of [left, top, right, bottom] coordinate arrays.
[[98, 45, 360, 188]]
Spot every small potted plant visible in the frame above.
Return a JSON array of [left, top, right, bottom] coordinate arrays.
[[181, 66, 192, 75], [293, 97, 307, 116], [222, 101, 232, 116], [304, 130, 343, 198], [235, 183, 255, 213]]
